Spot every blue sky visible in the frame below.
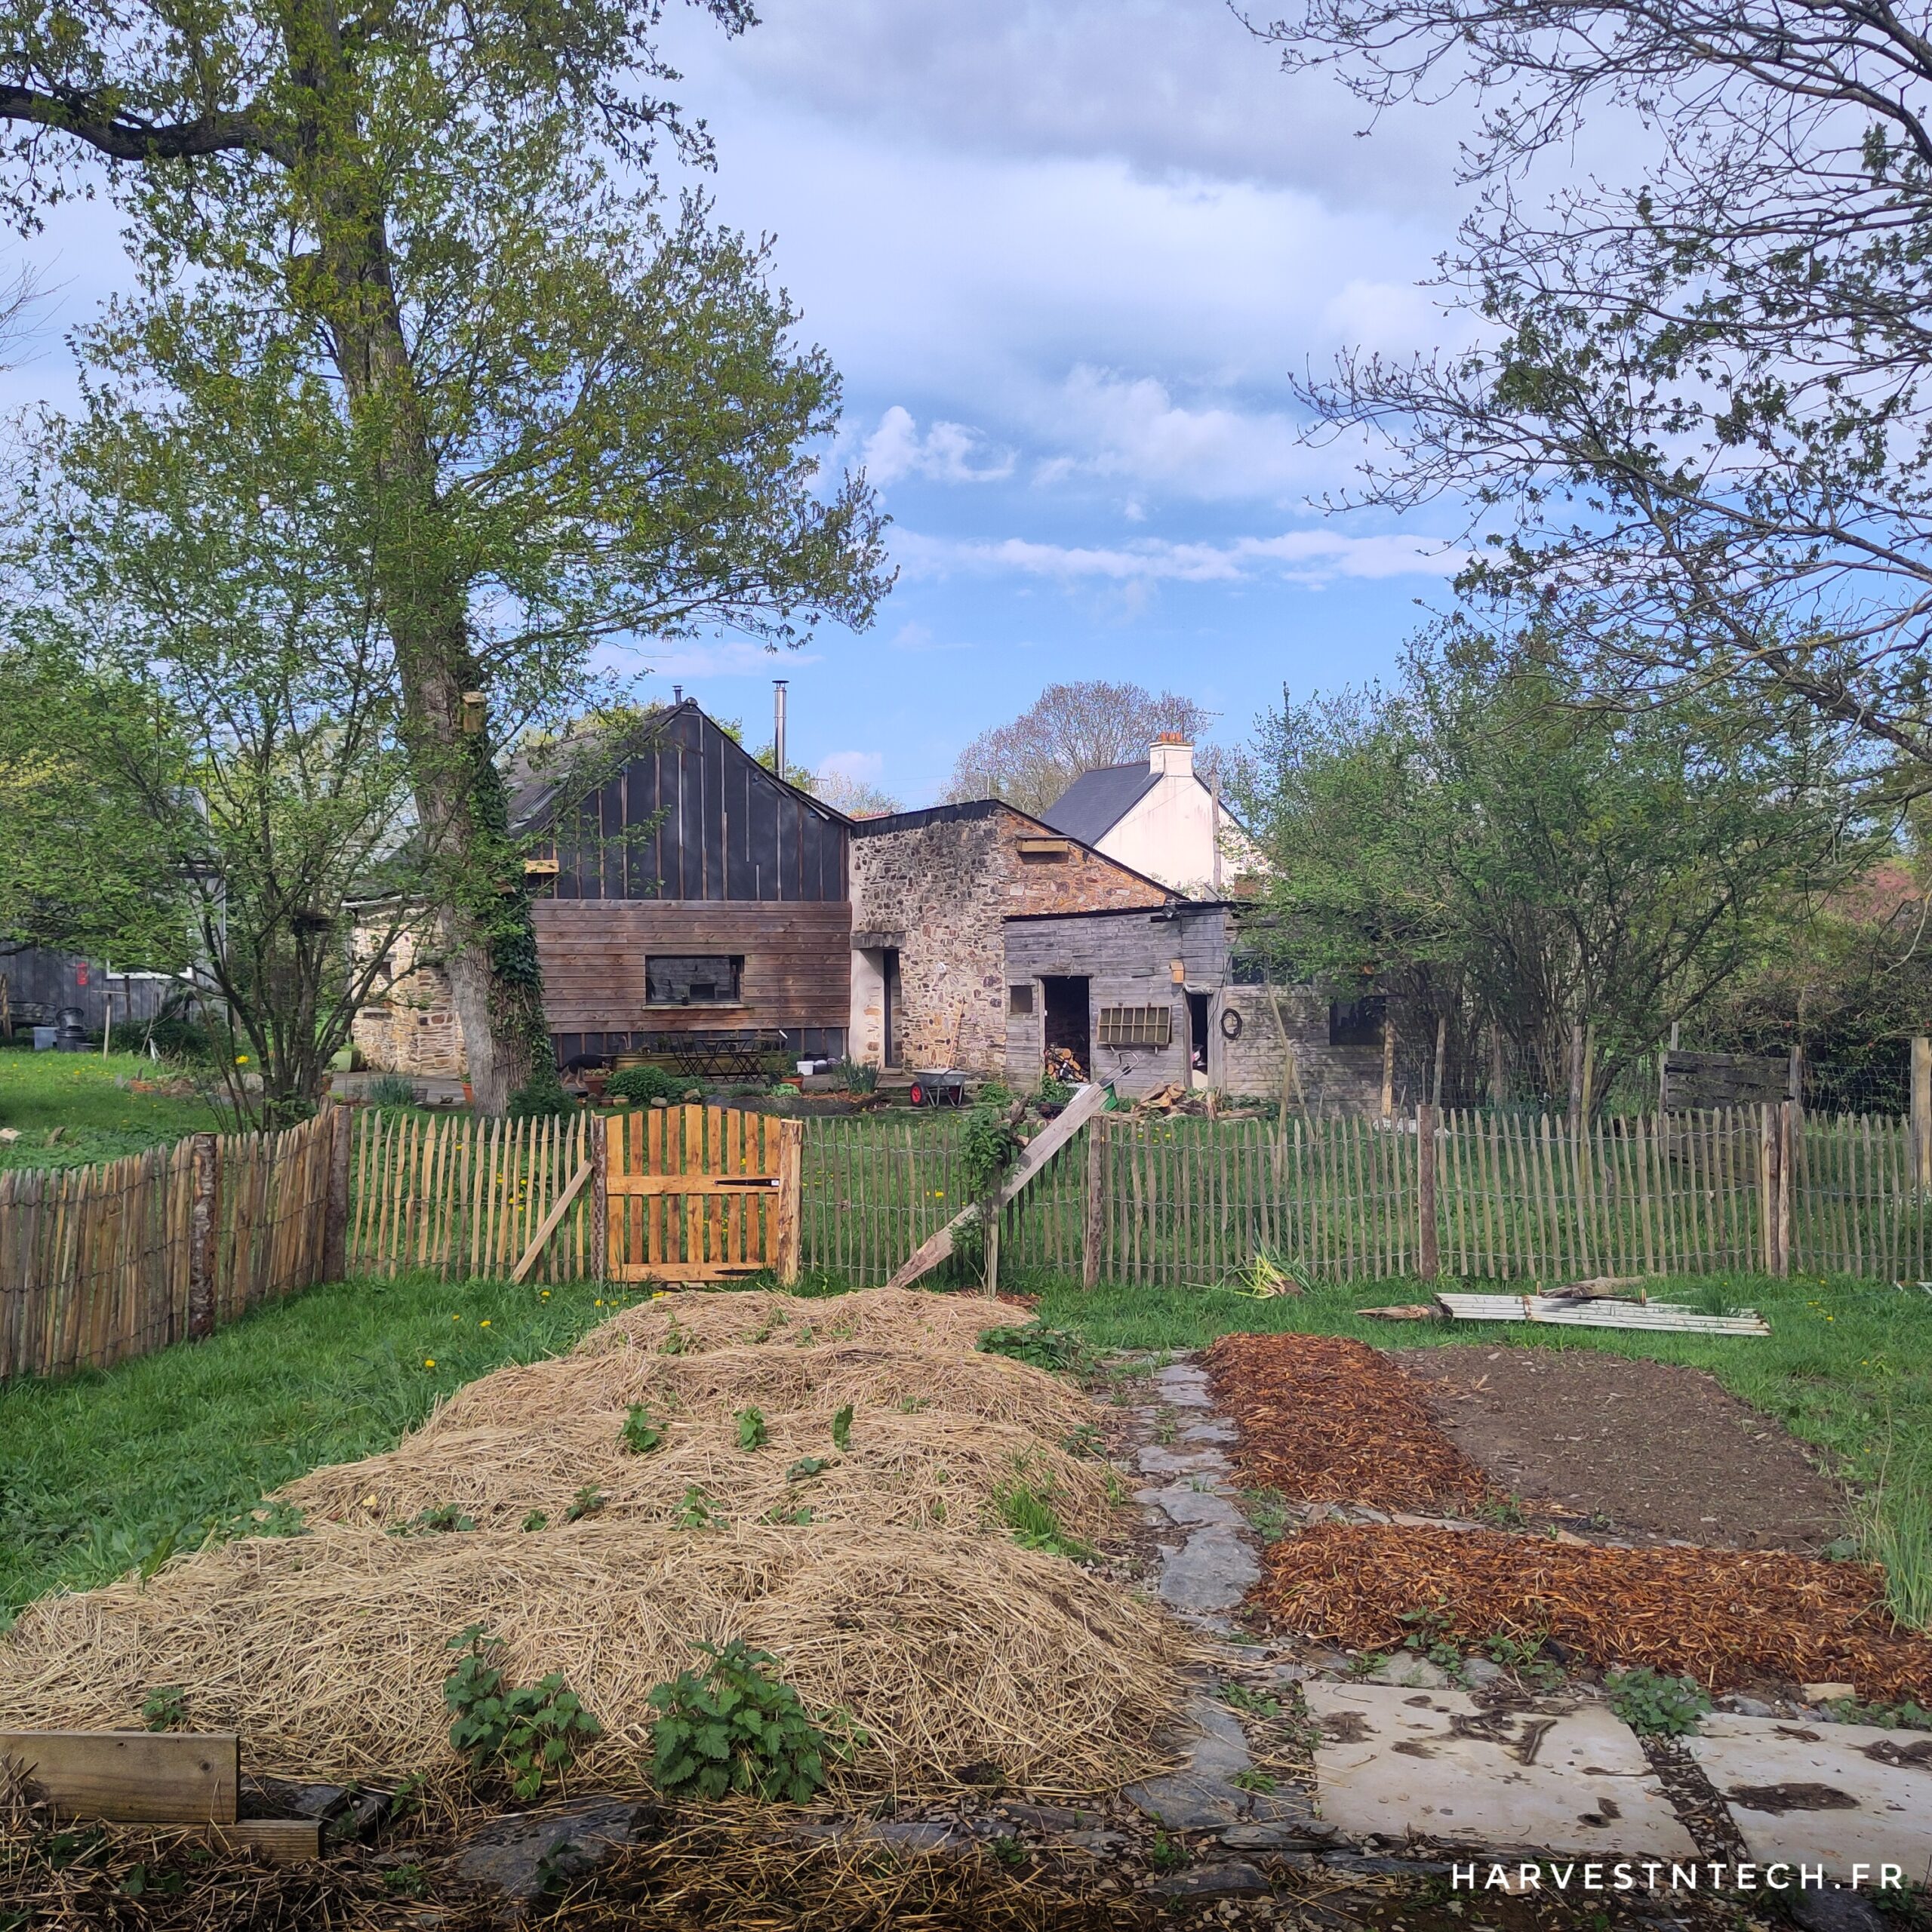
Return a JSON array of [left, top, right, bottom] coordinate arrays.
[[1, 0, 1490, 807], [640, 0, 1480, 804]]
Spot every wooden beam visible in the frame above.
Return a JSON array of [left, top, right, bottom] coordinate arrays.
[[208, 1817, 324, 1863], [888, 1083, 1108, 1291], [0, 1730, 239, 1823], [510, 1159, 593, 1284]]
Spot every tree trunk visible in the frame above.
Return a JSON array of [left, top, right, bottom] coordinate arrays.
[[278, 0, 547, 1113]]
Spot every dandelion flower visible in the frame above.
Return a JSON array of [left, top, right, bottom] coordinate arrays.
[[423, 1358, 435, 1368], [235, 1054, 249, 1065], [479, 1318, 491, 1328], [360, 1494, 379, 1509]]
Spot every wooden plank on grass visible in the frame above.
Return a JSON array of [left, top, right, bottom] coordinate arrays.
[[0, 1730, 239, 1823], [208, 1817, 323, 1864], [1436, 1291, 1769, 1336]]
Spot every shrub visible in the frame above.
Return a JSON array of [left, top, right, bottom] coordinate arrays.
[[444, 1623, 602, 1799], [144, 1015, 214, 1063], [367, 1073, 417, 1109], [1605, 1666, 1712, 1736], [508, 1072, 577, 1120], [831, 1058, 879, 1094], [606, 1064, 691, 1105], [1033, 1076, 1072, 1109], [645, 1638, 861, 1802]]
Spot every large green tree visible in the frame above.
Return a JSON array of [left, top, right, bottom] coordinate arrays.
[[0, 0, 888, 1111], [1235, 629, 1869, 1112]]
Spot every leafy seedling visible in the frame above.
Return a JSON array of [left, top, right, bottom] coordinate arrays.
[[645, 1638, 863, 1803], [736, 1406, 768, 1451], [621, 1404, 665, 1454], [444, 1623, 602, 1801], [1230, 1768, 1277, 1794], [760, 1503, 815, 1526], [521, 1511, 549, 1533], [141, 1685, 186, 1732], [831, 1404, 854, 1451], [1147, 1831, 1189, 1873], [564, 1486, 606, 1522], [977, 1323, 1088, 1374], [1605, 1666, 1712, 1737], [673, 1486, 727, 1531], [992, 1480, 1094, 1559], [787, 1456, 828, 1481], [392, 1504, 475, 1536], [1218, 1682, 1281, 1718]]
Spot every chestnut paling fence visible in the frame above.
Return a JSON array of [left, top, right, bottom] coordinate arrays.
[[5, 1100, 1927, 1380]]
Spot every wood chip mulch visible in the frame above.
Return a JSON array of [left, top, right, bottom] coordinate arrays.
[[1254, 1521, 1932, 1700], [1205, 1331, 1491, 1508]]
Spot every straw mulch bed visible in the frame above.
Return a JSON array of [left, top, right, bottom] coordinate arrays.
[[423, 1340, 1091, 1443], [1206, 1331, 1490, 1509], [1256, 1521, 1932, 1700], [575, 1286, 1013, 1361], [281, 1406, 1117, 1541], [0, 1521, 1180, 1798]]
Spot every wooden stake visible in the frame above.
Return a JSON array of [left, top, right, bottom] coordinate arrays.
[[186, 1134, 217, 1340], [1417, 1103, 1439, 1280], [588, 1112, 608, 1284], [774, 1119, 803, 1285], [321, 1104, 352, 1283], [1913, 1035, 1931, 1191], [1379, 1013, 1395, 1121], [1081, 1112, 1106, 1289]]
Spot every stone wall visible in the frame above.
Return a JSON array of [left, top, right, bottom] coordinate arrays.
[[851, 804, 1170, 1076], [349, 918, 466, 1078]]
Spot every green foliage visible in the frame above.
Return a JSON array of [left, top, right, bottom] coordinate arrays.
[[1217, 1682, 1282, 1718], [1033, 1077, 1073, 1110], [368, 1074, 417, 1109], [1826, 1697, 1932, 1729], [1230, 1768, 1277, 1794], [673, 1486, 728, 1531], [620, 1403, 665, 1454], [1397, 1604, 1465, 1675], [975, 1322, 1087, 1374], [830, 1059, 879, 1095], [606, 1065, 692, 1105], [735, 1406, 768, 1451], [521, 1511, 549, 1534], [960, 1098, 1024, 1202], [830, 1405, 854, 1452], [1147, 1832, 1189, 1874], [786, 1456, 827, 1481], [507, 1074, 577, 1121], [140, 1685, 186, 1732], [1604, 1666, 1712, 1737], [564, 1485, 606, 1522], [392, 1503, 475, 1535], [658, 1316, 697, 1355], [991, 1478, 1093, 1559], [1241, 1487, 1291, 1544], [645, 1638, 861, 1803], [444, 1623, 602, 1801]]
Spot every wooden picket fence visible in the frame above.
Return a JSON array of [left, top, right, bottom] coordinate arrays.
[[0, 1110, 338, 1380], [803, 1103, 1932, 1287]]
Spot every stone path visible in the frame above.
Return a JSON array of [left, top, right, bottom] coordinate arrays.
[[1108, 1347, 1932, 1906]]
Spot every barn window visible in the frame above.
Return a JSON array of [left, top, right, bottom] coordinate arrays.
[[646, 955, 744, 1005], [1008, 983, 1035, 1016], [1097, 1004, 1173, 1048], [1329, 995, 1386, 1047]]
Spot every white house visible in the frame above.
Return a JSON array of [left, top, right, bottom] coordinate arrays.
[[1038, 734, 1254, 894]]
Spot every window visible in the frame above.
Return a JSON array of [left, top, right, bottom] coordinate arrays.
[[646, 955, 743, 1005], [1329, 995, 1386, 1048], [1097, 1004, 1174, 1048], [1008, 983, 1035, 1016]]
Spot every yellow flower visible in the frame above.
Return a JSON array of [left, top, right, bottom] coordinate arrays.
[[479, 1319, 491, 1328], [540, 1290, 552, 1300], [235, 1054, 249, 1065], [360, 1494, 379, 1509], [423, 1358, 435, 1368], [595, 1299, 605, 1306]]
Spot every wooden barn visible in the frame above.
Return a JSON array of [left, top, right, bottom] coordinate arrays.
[[351, 701, 854, 1077]]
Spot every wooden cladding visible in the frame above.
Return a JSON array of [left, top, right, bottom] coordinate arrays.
[[531, 703, 846, 903], [534, 901, 852, 1034]]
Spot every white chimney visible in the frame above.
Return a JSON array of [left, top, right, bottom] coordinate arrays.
[[1149, 731, 1193, 778]]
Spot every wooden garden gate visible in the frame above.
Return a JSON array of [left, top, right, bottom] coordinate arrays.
[[605, 1105, 801, 1284]]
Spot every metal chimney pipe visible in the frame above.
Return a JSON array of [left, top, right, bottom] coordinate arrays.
[[773, 678, 789, 783]]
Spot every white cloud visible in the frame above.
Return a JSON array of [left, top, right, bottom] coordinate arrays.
[[818, 749, 887, 785], [896, 527, 1464, 586], [863, 405, 1015, 485]]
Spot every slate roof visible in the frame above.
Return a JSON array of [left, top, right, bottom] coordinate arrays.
[[1037, 761, 1161, 844]]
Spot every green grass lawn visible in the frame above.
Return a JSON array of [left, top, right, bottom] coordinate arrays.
[[0, 1046, 217, 1171], [1038, 1269, 1932, 1626], [0, 1271, 626, 1618]]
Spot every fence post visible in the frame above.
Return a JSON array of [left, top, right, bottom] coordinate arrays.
[[1914, 1036, 1931, 1190], [321, 1105, 352, 1284], [774, 1118, 802, 1286], [1417, 1102, 1439, 1281], [187, 1132, 218, 1340], [587, 1112, 608, 1284], [1081, 1114, 1106, 1289], [1777, 1099, 1793, 1278], [1758, 1103, 1780, 1275]]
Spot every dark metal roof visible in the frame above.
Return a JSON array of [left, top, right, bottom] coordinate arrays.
[[1002, 899, 1227, 925], [1037, 761, 1159, 844], [850, 798, 1015, 837]]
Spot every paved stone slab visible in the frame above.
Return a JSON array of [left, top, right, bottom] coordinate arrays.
[[1154, 1364, 1214, 1408], [1684, 1715, 1932, 1881], [1125, 1693, 1263, 1828], [1156, 1525, 1260, 1613], [1179, 1417, 1238, 1444], [1303, 1682, 1697, 1858], [1136, 1443, 1229, 1477], [1135, 1483, 1246, 1530], [1150, 1860, 1272, 1899]]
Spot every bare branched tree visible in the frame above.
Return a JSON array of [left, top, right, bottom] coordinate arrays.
[[946, 681, 1214, 818], [1258, 0, 1932, 786]]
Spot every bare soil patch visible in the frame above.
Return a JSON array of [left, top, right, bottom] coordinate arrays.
[[1392, 1346, 1848, 1552]]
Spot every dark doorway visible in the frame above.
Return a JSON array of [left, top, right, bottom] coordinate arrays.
[[1186, 991, 1210, 1081], [881, 948, 902, 1068], [1041, 975, 1091, 1079]]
